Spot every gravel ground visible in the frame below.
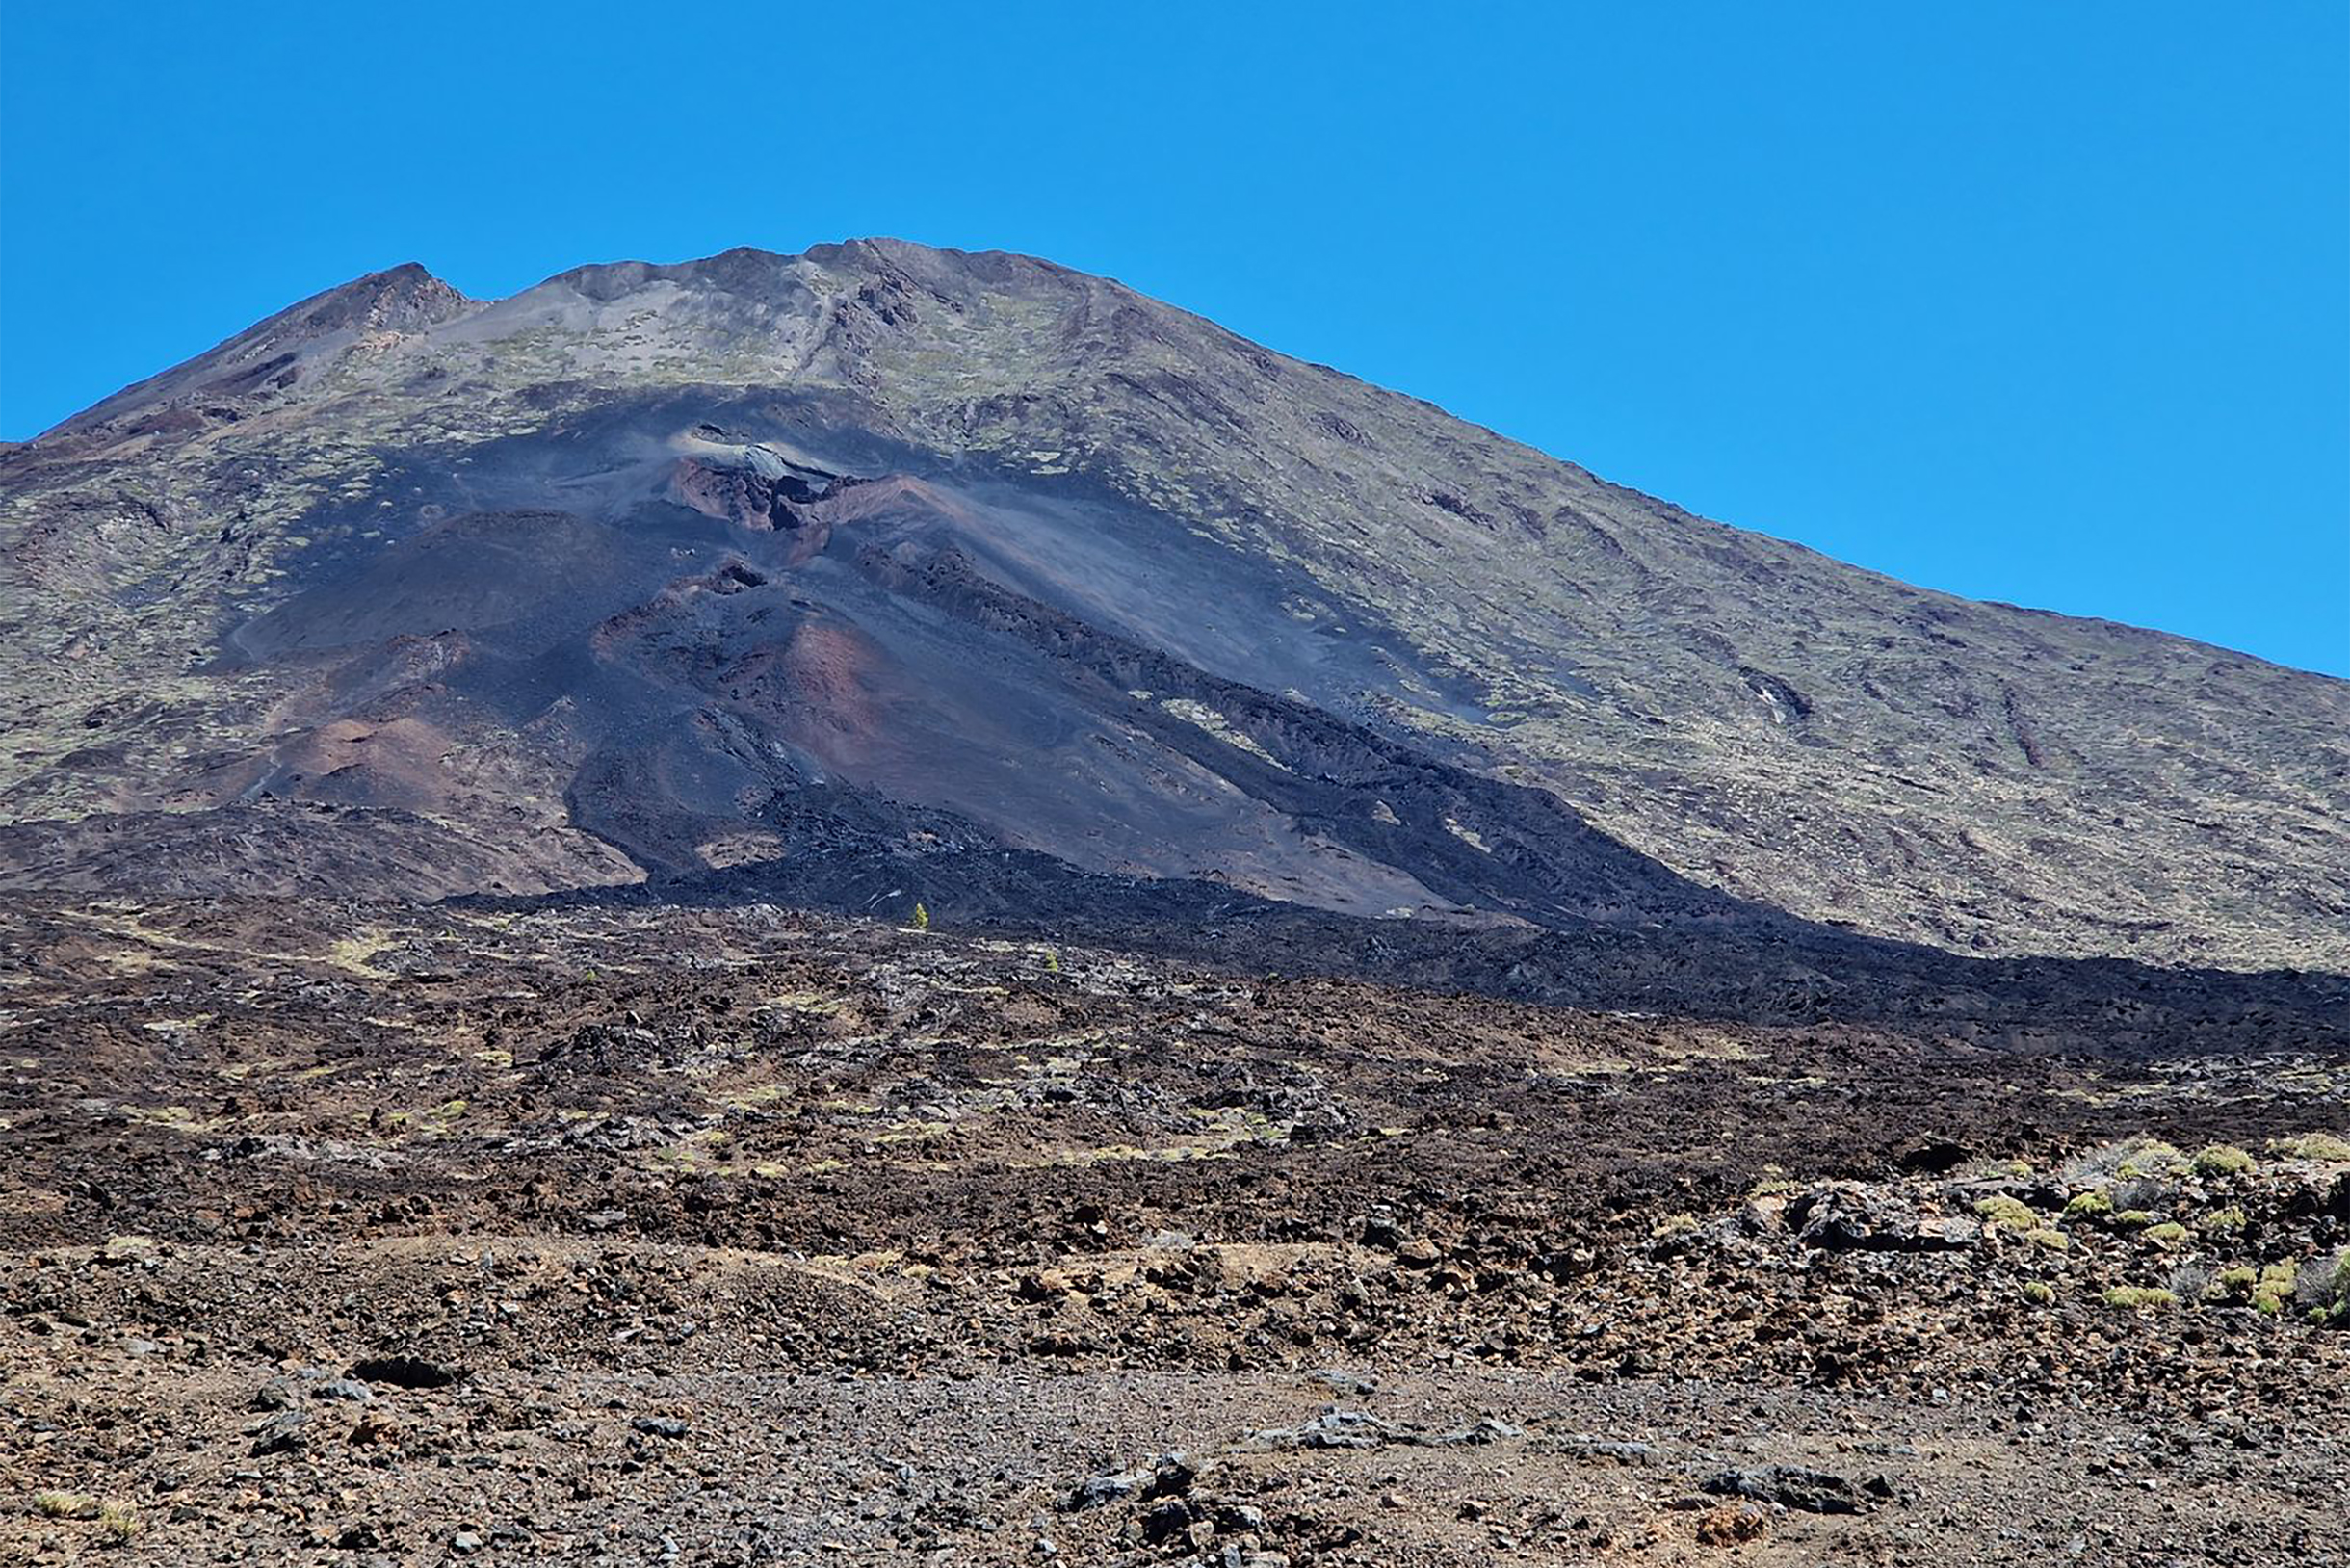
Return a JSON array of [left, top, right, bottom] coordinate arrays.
[[3, 898, 2344, 1564]]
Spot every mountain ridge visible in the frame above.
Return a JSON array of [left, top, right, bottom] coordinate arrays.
[[41, 234, 2337, 674], [4, 239, 2344, 972]]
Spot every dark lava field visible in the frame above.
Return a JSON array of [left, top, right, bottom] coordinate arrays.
[[3, 898, 2344, 1565]]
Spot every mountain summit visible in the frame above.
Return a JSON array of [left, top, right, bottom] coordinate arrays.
[[3, 240, 2344, 970]]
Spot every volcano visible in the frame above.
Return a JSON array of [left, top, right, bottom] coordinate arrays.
[[3, 241, 2344, 977], [7, 242, 2350, 1568]]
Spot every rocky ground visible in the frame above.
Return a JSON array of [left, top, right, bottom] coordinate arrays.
[[2, 897, 2346, 1565]]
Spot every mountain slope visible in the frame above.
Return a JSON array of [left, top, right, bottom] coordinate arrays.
[[2, 240, 2343, 969]]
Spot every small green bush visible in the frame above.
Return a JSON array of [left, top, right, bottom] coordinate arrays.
[[2252, 1262, 2297, 1316], [2191, 1145, 2256, 1177], [2022, 1280, 2057, 1305], [97, 1503, 140, 1546], [2264, 1132, 2350, 1163], [1974, 1195, 2039, 1232], [2142, 1221, 2189, 1246], [2200, 1206, 2247, 1235], [2207, 1266, 2258, 1302], [2115, 1139, 2185, 1178], [2113, 1209, 2157, 1229], [2064, 1189, 2112, 1219], [2102, 1286, 2178, 1311]]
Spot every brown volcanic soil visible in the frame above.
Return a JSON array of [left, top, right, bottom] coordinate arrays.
[[3, 899, 2346, 1565]]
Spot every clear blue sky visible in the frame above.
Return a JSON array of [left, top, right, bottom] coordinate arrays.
[[4, 2, 2344, 674]]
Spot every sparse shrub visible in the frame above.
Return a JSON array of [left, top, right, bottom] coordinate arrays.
[[31, 1491, 133, 1543], [2102, 1285, 2178, 1311], [97, 1503, 140, 1546], [1043, 948, 1060, 973], [2142, 1221, 2189, 1246], [2191, 1145, 2256, 1178], [2310, 1252, 2350, 1326], [1974, 1195, 2038, 1232], [2265, 1132, 2350, 1163], [2201, 1206, 2247, 1235], [2207, 1266, 2258, 1302], [2115, 1139, 2186, 1178], [2113, 1209, 2157, 1229], [2065, 1190, 2112, 1219], [911, 902, 930, 932], [2252, 1262, 2297, 1316], [2024, 1227, 2069, 1251], [2023, 1280, 2057, 1305]]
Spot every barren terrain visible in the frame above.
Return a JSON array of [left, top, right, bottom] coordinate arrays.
[[5, 238, 2347, 1565], [5, 899, 2343, 1564]]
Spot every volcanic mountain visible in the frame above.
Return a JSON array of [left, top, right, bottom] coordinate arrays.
[[3, 241, 2344, 977]]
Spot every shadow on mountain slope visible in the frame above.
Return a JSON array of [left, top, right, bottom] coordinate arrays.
[[490, 774, 2350, 1059]]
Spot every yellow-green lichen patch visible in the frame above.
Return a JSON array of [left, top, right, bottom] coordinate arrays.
[[2190, 1144, 2256, 1177], [2265, 1132, 2350, 1163], [2252, 1263, 2298, 1315], [2207, 1266, 2258, 1302], [2113, 1138, 2187, 1178], [1973, 1195, 2039, 1233], [2102, 1286, 2177, 1311]]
